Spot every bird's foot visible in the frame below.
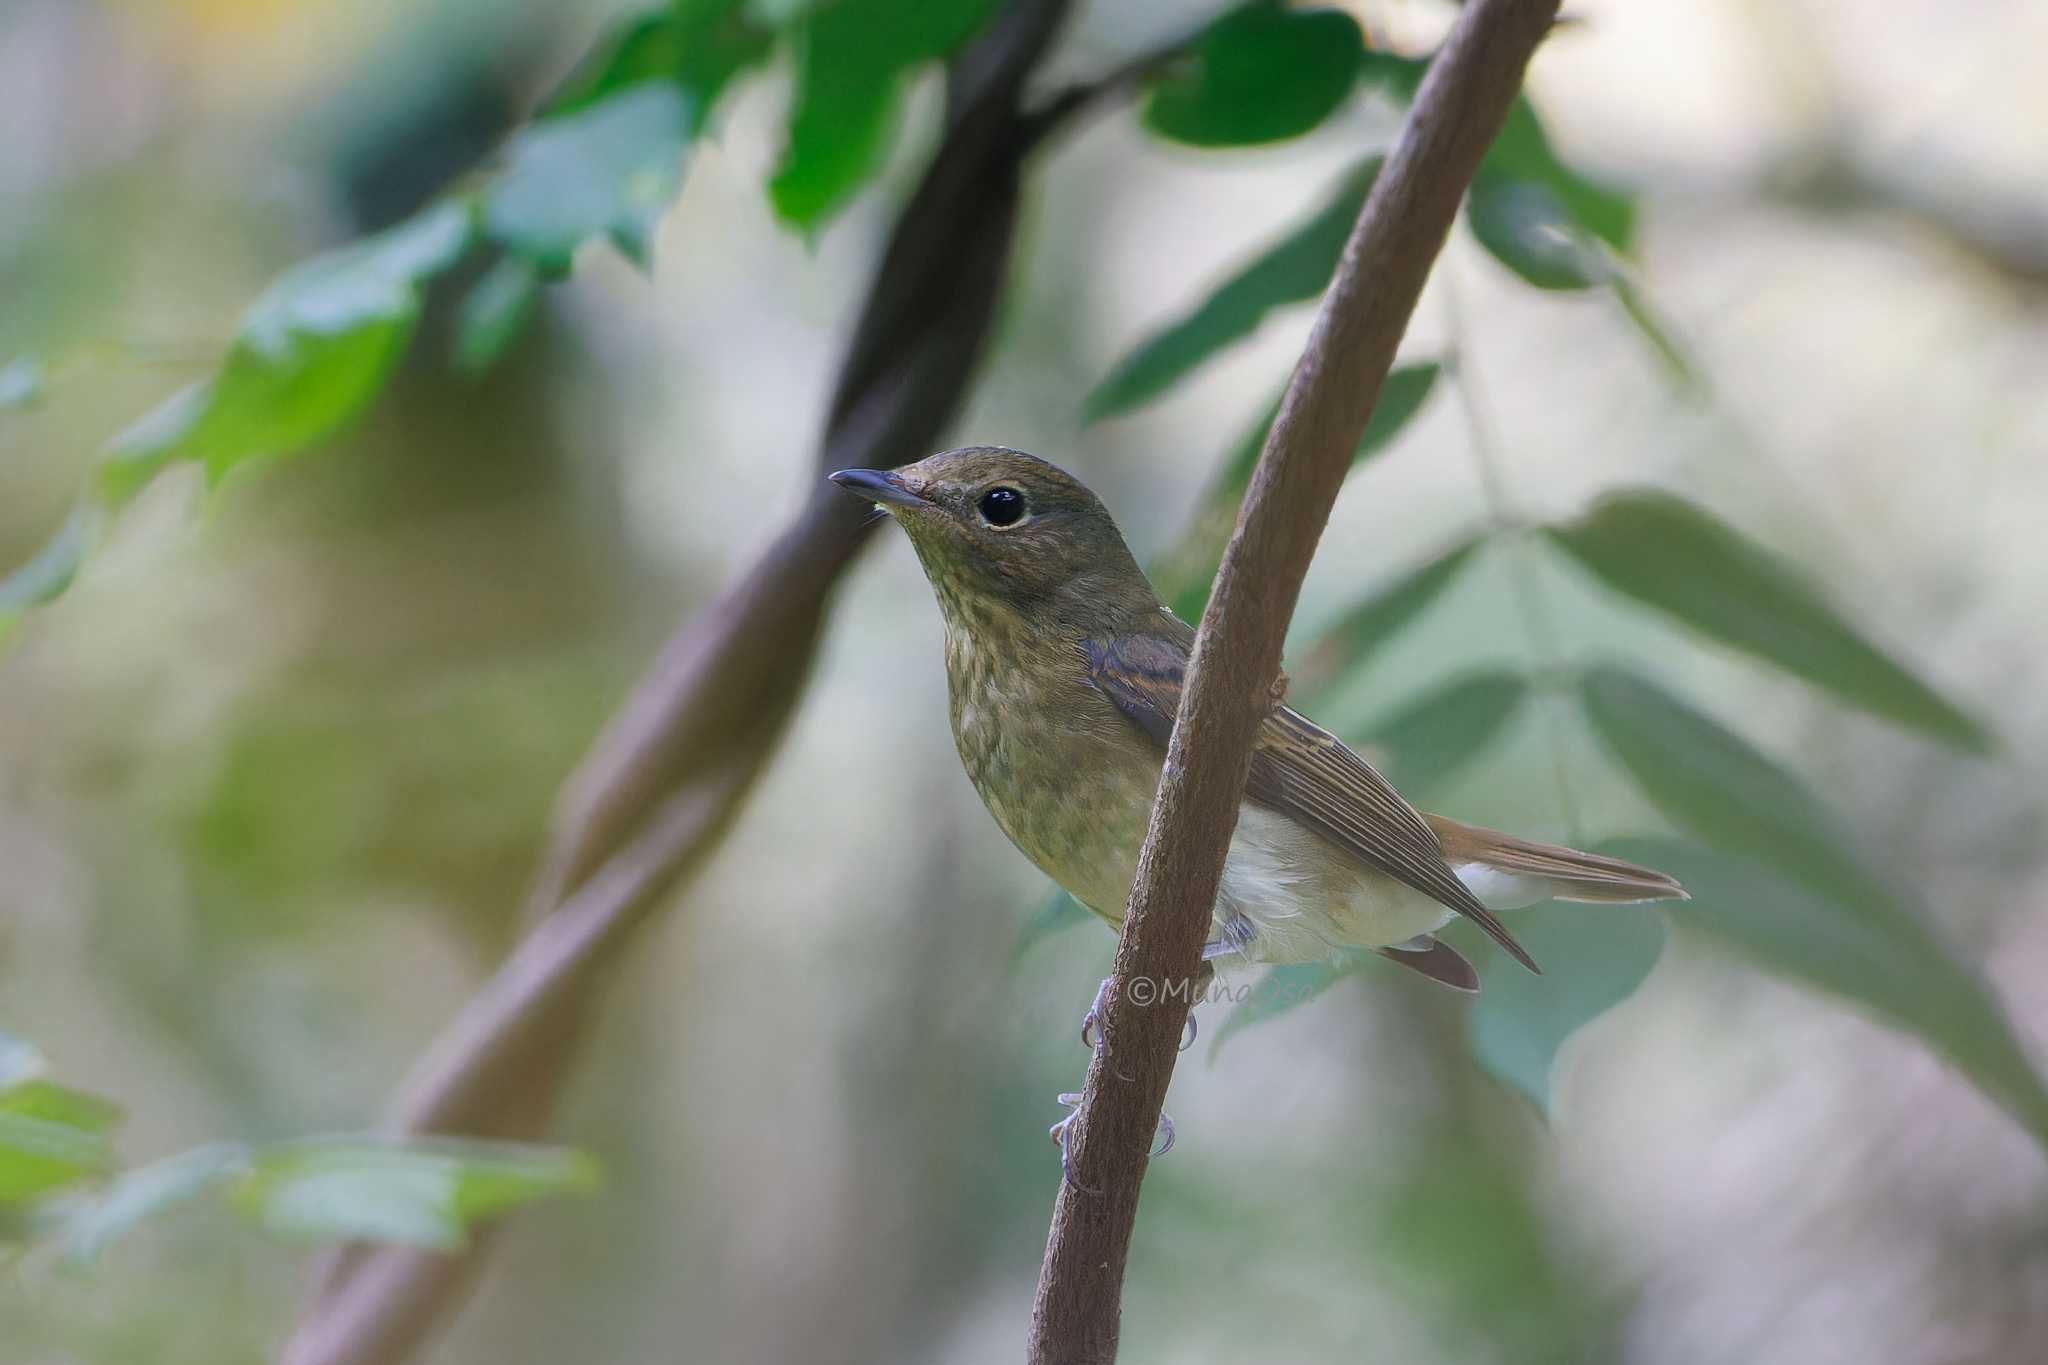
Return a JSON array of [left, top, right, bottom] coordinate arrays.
[[1049, 1090, 1176, 1189], [1079, 975, 1201, 1054]]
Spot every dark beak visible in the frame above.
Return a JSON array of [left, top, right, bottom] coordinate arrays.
[[828, 467, 925, 510]]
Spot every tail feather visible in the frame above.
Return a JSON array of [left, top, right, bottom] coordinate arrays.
[[1425, 814, 1688, 905]]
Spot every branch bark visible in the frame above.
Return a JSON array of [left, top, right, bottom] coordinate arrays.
[[1024, 2, 1563, 1360]]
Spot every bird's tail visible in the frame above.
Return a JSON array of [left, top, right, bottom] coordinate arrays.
[[1425, 814, 1689, 905]]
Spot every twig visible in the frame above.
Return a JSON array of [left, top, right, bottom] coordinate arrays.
[[1440, 269, 1585, 842], [1024, 2, 1563, 1361]]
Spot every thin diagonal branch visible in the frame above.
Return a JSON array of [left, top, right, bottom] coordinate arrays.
[[1025, 2, 1563, 1360]]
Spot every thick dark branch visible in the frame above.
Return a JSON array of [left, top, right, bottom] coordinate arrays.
[[278, 4, 1077, 1364], [1025, 1, 1563, 1361]]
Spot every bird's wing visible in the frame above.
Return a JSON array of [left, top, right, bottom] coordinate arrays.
[[1081, 633, 1538, 974]]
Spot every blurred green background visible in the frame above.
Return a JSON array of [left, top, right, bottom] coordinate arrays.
[[4, 0, 2047, 1362]]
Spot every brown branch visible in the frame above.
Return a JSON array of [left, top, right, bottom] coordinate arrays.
[[276, 3, 1079, 1363], [1024, 1, 1563, 1361]]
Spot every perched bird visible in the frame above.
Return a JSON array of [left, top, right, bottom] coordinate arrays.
[[831, 447, 1685, 992]]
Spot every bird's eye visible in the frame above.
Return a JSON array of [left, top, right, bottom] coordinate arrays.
[[976, 486, 1027, 528]]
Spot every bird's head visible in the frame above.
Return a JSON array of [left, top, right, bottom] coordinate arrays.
[[830, 447, 1156, 631]]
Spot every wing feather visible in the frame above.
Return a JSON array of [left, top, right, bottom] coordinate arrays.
[[1082, 635, 1539, 973]]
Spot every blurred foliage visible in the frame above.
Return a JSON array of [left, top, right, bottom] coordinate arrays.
[[0, 1031, 595, 1265], [1, 0, 2043, 1359]]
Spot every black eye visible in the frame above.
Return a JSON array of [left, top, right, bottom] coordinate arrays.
[[977, 486, 1026, 527]]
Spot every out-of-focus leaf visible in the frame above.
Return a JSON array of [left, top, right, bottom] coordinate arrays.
[[769, 0, 999, 228], [1576, 663, 2046, 1139], [1553, 493, 1989, 751], [1207, 955, 1370, 1060], [0, 1080, 123, 1203], [1158, 362, 1437, 623], [1085, 158, 1381, 421], [1578, 665, 1896, 905], [455, 255, 541, 376], [1469, 899, 1666, 1111], [1607, 265, 1700, 390], [1294, 535, 1485, 701], [0, 358, 41, 410], [546, 0, 771, 116], [486, 83, 692, 272], [1012, 888, 1094, 960], [63, 1143, 251, 1266], [1141, 2, 1363, 147], [0, 1032, 42, 1090], [1606, 837, 2048, 1145], [98, 200, 477, 505], [1467, 93, 1632, 292], [232, 1137, 600, 1251], [1350, 669, 1528, 793], [0, 505, 96, 630]]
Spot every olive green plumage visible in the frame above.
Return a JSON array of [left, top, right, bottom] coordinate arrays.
[[831, 447, 1685, 988]]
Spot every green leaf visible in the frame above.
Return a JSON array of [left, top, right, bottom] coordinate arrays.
[[1294, 535, 1484, 700], [0, 357, 41, 410], [1551, 493, 1989, 751], [454, 256, 541, 376], [1085, 157, 1381, 421], [98, 199, 477, 504], [1141, 2, 1364, 148], [486, 83, 693, 272], [0, 505, 96, 629], [769, 0, 1000, 228], [0, 1081, 123, 1203], [232, 1136, 600, 1251], [1350, 669, 1528, 794], [1605, 837, 2048, 1145], [63, 1143, 251, 1266], [1012, 888, 1095, 961], [1466, 94, 1633, 290], [545, 0, 771, 117], [1578, 665, 1897, 907], [1469, 899, 1666, 1110], [1207, 956, 1369, 1060], [1158, 363, 1439, 623]]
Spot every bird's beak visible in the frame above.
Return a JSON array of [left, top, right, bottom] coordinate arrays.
[[828, 467, 926, 510]]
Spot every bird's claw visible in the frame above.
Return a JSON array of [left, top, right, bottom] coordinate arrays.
[[1049, 1091, 1176, 1177], [1078, 976, 1113, 1051]]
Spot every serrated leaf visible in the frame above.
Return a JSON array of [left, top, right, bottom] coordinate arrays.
[[1141, 2, 1363, 148], [1293, 534, 1484, 702], [1085, 157, 1381, 421], [769, 0, 1000, 228], [1349, 669, 1529, 794], [454, 255, 541, 376], [233, 1136, 599, 1251], [1469, 898, 1666, 1111], [1552, 493, 1988, 751], [98, 200, 476, 505], [487, 83, 693, 272], [1158, 362, 1438, 623], [63, 1143, 251, 1265], [1605, 837, 2048, 1145], [1207, 956, 1369, 1060]]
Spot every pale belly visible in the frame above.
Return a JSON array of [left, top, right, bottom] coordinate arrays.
[[947, 645, 1461, 964]]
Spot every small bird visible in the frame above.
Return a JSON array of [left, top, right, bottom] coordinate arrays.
[[831, 447, 1685, 993]]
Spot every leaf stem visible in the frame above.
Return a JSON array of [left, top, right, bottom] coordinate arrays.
[[1441, 267, 1586, 843]]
